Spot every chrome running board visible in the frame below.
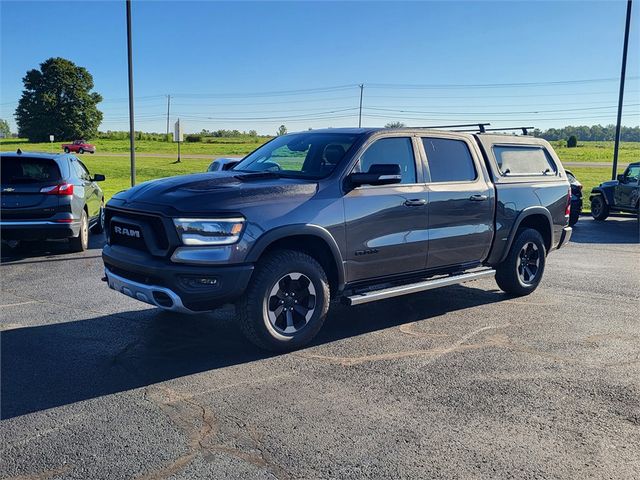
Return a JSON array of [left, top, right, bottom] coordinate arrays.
[[345, 269, 496, 306]]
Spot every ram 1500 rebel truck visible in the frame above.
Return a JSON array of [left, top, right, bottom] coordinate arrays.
[[102, 128, 572, 351]]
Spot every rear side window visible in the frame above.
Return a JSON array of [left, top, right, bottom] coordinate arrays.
[[1, 156, 62, 184], [422, 137, 477, 182], [493, 146, 557, 176], [357, 137, 416, 184]]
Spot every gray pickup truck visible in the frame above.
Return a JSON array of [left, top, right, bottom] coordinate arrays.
[[102, 128, 572, 350]]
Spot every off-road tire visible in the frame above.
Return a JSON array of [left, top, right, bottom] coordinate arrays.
[[590, 195, 609, 221], [237, 249, 330, 351], [496, 228, 546, 296], [69, 210, 89, 252], [91, 201, 105, 234]]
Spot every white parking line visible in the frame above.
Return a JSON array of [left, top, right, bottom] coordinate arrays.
[[0, 301, 37, 307]]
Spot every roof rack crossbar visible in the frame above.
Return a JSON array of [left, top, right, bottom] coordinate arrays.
[[407, 122, 490, 132], [482, 126, 535, 135]]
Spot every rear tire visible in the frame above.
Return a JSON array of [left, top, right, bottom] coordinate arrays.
[[237, 249, 330, 352], [69, 210, 89, 252], [496, 228, 546, 296], [569, 208, 579, 227], [590, 195, 609, 221], [90, 201, 105, 234]]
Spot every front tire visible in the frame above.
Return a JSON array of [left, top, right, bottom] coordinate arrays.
[[78, 148, 85, 154], [590, 195, 609, 221], [69, 210, 89, 252], [64, 147, 70, 153], [238, 250, 330, 352], [496, 228, 546, 296]]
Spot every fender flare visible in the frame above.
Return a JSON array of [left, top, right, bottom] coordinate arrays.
[[499, 207, 554, 263], [245, 224, 346, 290], [589, 187, 612, 205]]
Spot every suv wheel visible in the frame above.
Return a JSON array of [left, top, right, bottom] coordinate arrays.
[[69, 210, 89, 252], [91, 201, 105, 234], [238, 249, 330, 351], [590, 195, 609, 221], [495, 228, 546, 296]]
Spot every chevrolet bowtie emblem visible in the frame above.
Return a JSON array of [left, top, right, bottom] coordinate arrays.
[[2, 187, 15, 192]]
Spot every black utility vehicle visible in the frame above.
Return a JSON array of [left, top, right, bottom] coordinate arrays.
[[565, 169, 582, 226], [590, 162, 640, 220], [1, 150, 106, 251], [102, 127, 572, 351]]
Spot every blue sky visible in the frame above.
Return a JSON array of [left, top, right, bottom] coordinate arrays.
[[1, 0, 639, 135]]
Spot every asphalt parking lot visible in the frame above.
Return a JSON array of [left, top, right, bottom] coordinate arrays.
[[1, 216, 639, 480]]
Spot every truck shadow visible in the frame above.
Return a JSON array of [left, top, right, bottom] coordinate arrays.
[[570, 216, 638, 245], [1, 284, 505, 419], [0, 234, 105, 265]]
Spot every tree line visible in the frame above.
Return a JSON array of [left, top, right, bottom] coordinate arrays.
[[533, 125, 640, 142]]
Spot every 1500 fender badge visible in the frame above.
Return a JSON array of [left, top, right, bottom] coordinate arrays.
[[355, 248, 379, 256]]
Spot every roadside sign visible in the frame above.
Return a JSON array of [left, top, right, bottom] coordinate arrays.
[[173, 119, 183, 142], [49, 134, 54, 142]]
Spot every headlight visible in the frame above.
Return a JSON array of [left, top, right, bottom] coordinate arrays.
[[173, 217, 244, 246]]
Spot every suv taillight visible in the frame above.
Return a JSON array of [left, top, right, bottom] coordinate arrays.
[[40, 183, 74, 196]]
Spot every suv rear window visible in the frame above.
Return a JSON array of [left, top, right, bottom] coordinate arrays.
[[1, 156, 62, 184], [493, 146, 557, 176]]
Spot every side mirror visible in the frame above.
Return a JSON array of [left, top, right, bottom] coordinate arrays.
[[92, 174, 105, 182], [349, 163, 402, 187], [617, 174, 626, 183]]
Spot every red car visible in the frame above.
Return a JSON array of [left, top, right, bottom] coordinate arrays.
[[62, 140, 96, 154]]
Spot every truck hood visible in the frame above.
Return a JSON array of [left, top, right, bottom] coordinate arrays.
[[108, 171, 319, 214]]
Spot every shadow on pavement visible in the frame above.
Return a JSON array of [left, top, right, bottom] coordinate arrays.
[[1, 284, 506, 419], [0, 234, 105, 265], [571, 216, 639, 245]]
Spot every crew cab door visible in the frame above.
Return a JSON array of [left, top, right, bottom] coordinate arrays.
[[420, 135, 494, 269], [343, 136, 428, 283], [614, 164, 640, 209]]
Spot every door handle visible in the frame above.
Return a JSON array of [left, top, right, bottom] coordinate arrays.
[[404, 199, 427, 207], [469, 194, 488, 202]]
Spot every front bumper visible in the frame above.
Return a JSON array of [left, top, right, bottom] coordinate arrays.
[[0, 220, 80, 240], [102, 244, 254, 312]]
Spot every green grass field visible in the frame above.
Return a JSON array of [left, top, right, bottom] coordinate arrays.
[[2, 138, 637, 210]]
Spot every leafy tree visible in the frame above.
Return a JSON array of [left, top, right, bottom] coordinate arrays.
[[15, 57, 103, 142], [0, 119, 10, 138], [567, 135, 578, 148], [277, 125, 288, 136], [385, 121, 405, 128]]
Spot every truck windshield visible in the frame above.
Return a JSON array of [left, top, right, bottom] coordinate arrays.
[[233, 132, 360, 179]]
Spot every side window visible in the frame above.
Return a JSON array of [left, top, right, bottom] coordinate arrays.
[[77, 160, 91, 179], [422, 137, 477, 183], [493, 146, 557, 176], [356, 137, 416, 184], [70, 159, 89, 180], [624, 166, 640, 183]]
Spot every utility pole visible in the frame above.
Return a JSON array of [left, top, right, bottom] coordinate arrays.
[[126, 0, 136, 186], [358, 84, 364, 128], [612, 0, 632, 180], [166, 94, 171, 140]]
